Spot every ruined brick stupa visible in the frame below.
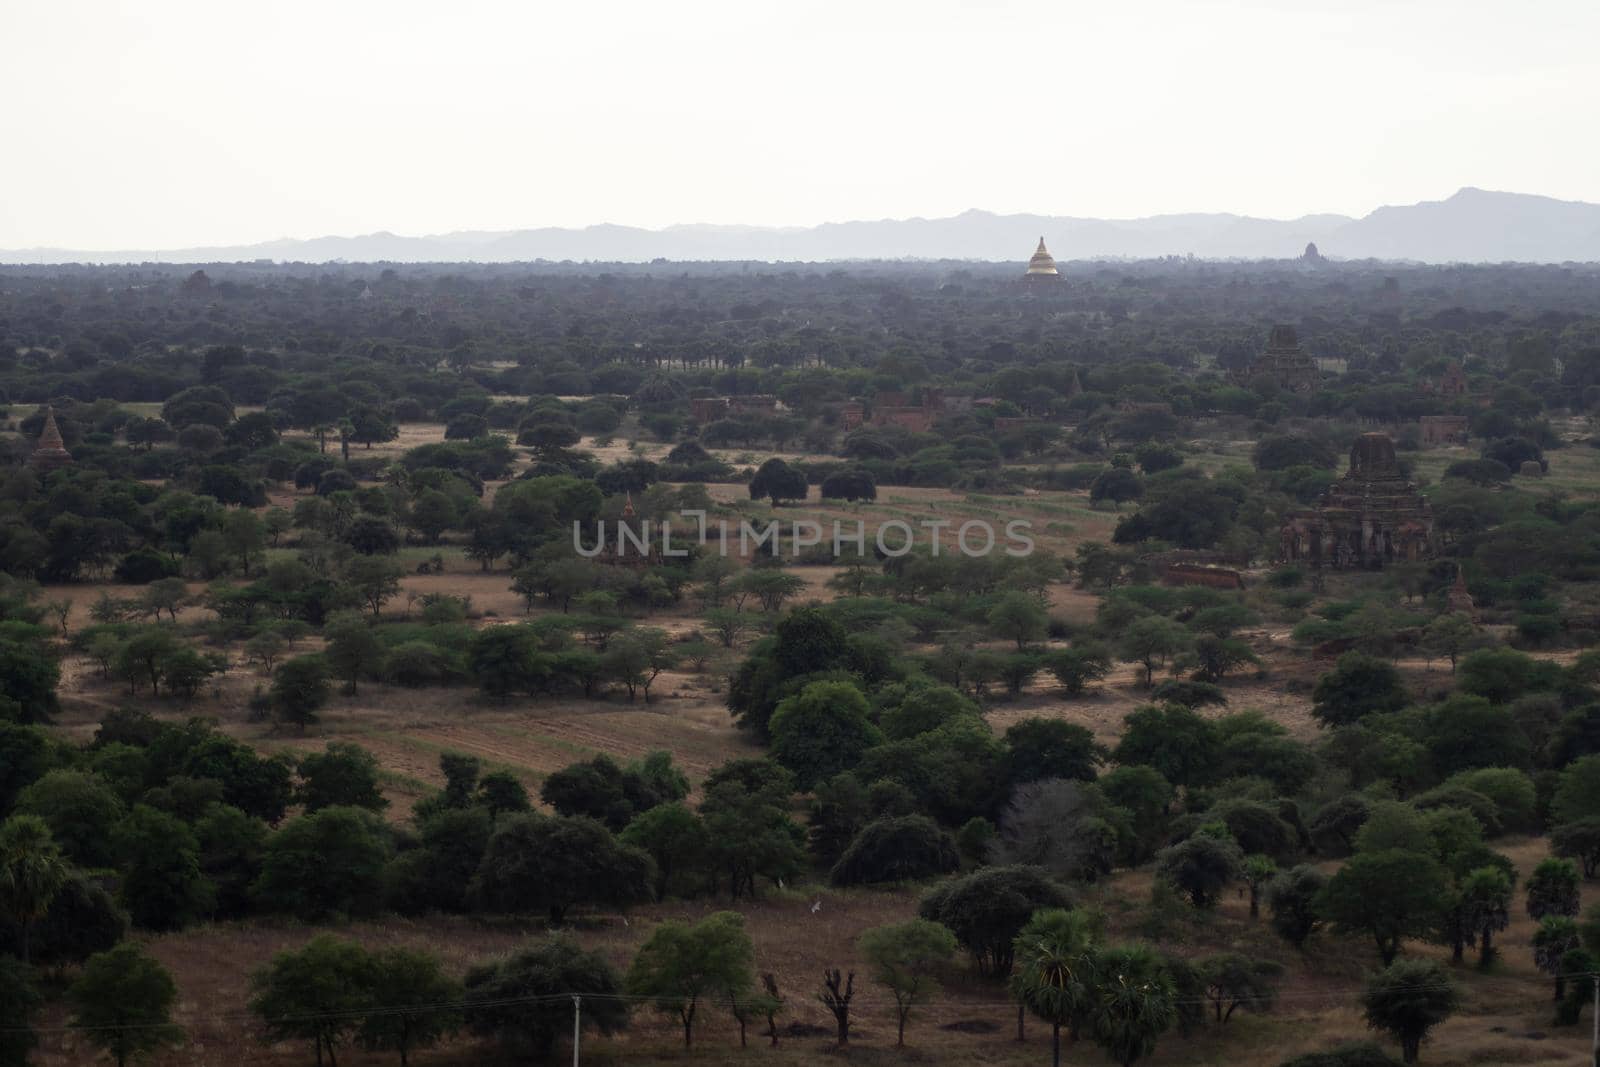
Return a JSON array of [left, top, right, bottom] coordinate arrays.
[[1279, 433, 1433, 568]]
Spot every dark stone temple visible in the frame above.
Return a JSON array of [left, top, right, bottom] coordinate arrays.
[[1241, 325, 1320, 394], [1279, 433, 1433, 568]]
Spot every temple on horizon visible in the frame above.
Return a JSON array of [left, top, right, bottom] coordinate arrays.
[[1024, 237, 1060, 280]]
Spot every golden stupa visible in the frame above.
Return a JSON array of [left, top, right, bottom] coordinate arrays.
[[1024, 237, 1060, 280]]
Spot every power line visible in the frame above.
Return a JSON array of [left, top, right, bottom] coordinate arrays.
[[8, 971, 1597, 1036]]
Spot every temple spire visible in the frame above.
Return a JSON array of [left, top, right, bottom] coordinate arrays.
[[30, 405, 73, 472], [1024, 236, 1060, 279]]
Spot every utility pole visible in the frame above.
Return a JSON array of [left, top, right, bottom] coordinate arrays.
[[573, 994, 582, 1067], [1591, 975, 1597, 1067]]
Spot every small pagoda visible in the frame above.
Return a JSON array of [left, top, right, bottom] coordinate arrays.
[[1279, 433, 1433, 568], [1446, 566, 1476, 617], [1024, 237, 1060, 281], [30, 406, 73, 472]]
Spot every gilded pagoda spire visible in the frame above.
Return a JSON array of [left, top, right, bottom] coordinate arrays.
[[1024, 236, 1060, 279]]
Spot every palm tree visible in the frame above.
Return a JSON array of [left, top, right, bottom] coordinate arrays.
[[1010, 909, 1100, 1067], [0, 815, 69, 964], [1089, 944, 1178, 1067]]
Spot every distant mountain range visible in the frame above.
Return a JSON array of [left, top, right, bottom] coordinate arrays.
[[7, 188, 1600, 265]]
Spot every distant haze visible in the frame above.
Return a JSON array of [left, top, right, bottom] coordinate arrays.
[[6, 189, 1600, 265], [3, 0, 1598, 252]]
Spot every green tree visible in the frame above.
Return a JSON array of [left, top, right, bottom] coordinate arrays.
[[1242, 853, 1277, 919], [222, 508, 267, 575], [620, 802, 710, 900], [1089, 944, 1176, 1067], [988, 591, 1048, 650], [1458, 866, 1512, 966], [1553, 755, 1600, 825], [1200, 953, 1282, 1023], [289, 739, 384, 811], [1363, 959, 1459, 1064], [253, 806, 391, 921], [0, 722, 51, 814], [1316, 850, 1447, 964], [627, 911, 757, 1048], [747, 457, 808, 505], [471, 812, 653, 924], [0, 955, 38, 1067], [344, 556, 405, 618], [270, 654, 331, 730], [917, 865, 1073, 978], [1117, 616, 1189, 687], [1312, 653, 1409, 727], [14, 769, 126, 868], [463, 935, 628, 1058], [113, 804, 214, 931], [358, 947, 461, 1067], [468, 624, 550, 699], [600, 626, 676, 703], [1010, 908, 1100, 1065], [324, 612, 388, 695], [1002, 718, 1101, 785], [69, 943, 184, 1067], [767, 680, 884, 790], [1112, 703, 1220, 788], [1422, 613, 1479, 672], [831, 815, 960, 886], [0, 814, 68, 964], [250, 934, 375, 1067], [1526, 857, 1581, 920], [700, 771, 806, 901], [1532, 915, 1580, 1000], [1090, 466, 1144, 508], [1156, 834, 1243, 908], [859, 918, 958, 1048], [1046, 645, 1112, 696], [1267, 864, 1328, 949]]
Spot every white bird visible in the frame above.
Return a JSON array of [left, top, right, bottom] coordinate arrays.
[[810, 900, 822, 914]]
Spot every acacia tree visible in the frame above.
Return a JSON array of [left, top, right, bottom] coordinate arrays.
[[1199, 953, 1282, 1023], [988, 591, 1048, 650], [627, 911, 756, 1048], [250, 935, 375, 1067], [70, 943, 184, 1067], [1363, 959, 1459, 1064], [357, 948, 461, 1067], [858, 919, 958, 1048], [1315, 850, 1447, 965], [1116, 616, 1189, 688]]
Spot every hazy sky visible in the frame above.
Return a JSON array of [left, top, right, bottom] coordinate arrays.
[[3, 0, 1597, 249]]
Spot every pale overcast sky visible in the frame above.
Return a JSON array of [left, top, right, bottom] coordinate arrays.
[[2, 0, 1597, 249]]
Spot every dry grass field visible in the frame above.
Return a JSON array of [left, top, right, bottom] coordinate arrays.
[[24, 418, 1600, 1065]]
